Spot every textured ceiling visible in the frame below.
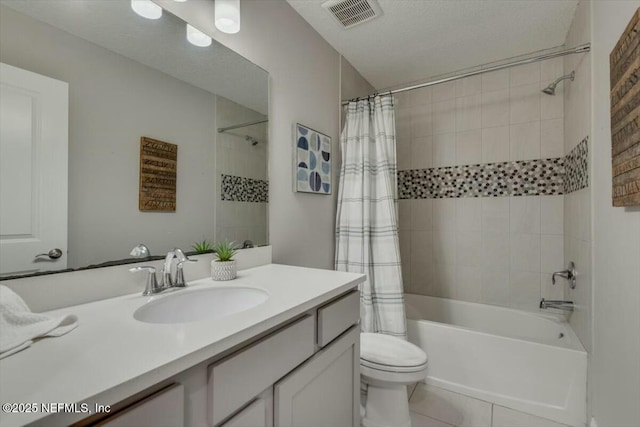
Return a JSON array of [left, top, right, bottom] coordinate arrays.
[[1, 0, 268, 114], [287, 0, 578, 90]]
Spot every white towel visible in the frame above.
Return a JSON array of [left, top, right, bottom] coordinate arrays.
[[0, 285, 78, 359]]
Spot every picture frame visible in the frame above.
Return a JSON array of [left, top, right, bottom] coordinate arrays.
[[294, 123, 332, 194], [139, 136, 177, 212], [610, 7, 640, 207]]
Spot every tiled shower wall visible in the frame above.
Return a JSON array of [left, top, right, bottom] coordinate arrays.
[[397, 59, 568, 311], [216, 96, 268, 246]]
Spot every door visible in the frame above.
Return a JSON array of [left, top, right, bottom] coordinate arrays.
[[274, 326, 360, 427], [220, 392, 272, 427], [0, 62, 68, 275]]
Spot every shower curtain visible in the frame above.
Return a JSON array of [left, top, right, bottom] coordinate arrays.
[[335, 94, 407, 338]]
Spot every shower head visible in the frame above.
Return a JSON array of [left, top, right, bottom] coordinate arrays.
[[245, 136, 259, 146], [541, 70, 575, 95]]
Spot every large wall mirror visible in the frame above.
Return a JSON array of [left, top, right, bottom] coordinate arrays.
[[0, 0, 269, 278]]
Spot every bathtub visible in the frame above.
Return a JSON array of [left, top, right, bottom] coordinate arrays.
[[405, 293, 587, 427]]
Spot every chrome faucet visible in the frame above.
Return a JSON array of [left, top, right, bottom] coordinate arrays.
[[539, 298, 574, 312], [130, 248, 197, 296], [162, 250, 177, 288], [162, 248, 197, 288], [173, 248, 196, 287]]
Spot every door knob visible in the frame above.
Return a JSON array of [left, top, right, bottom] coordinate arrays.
[[35, 248, 63, 260]]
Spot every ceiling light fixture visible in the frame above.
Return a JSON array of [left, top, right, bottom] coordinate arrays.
[[215, 0, 240, 34], [131, 0, 162, 19], [187, 24, 212, 47], [173, 0, 188, 2]]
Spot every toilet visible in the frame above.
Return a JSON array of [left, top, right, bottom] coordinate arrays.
[[360, 333, 427, 427]]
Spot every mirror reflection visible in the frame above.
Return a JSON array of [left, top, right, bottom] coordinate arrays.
[[0, 0, 269, 278]]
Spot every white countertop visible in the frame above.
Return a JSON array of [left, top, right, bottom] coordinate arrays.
[[0, 264, 364, 427]]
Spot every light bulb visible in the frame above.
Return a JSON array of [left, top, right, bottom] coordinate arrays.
[[173, 0, 187, 2], [215, 0, 240, 34], [187, 24, 212, 47], [131, 0, 162, 19]]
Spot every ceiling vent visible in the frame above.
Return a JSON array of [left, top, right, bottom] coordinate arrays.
[[321, 0, 382, 29]]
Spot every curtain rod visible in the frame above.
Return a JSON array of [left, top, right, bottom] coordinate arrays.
[[341, 43, 591, 105], [217, 118, 269, 133]]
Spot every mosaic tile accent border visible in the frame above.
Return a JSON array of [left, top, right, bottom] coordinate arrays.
[[564, 136, 589, 194], [221, 174, 268, 203], [398, 158, 565, 199]]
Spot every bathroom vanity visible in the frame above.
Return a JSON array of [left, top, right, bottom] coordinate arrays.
[[0, 264, 364, 427]]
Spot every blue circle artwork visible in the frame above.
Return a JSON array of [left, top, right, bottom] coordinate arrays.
[[298, 169, 308, 181], [297, 125, 308, 135], [297, 137, 308, 150], [298, 162, 308, 169], [309, 172, 322, 192], [309, 152, 317, 170], [317, 134, 321, 150], [322, 151, 330, 161], [321, 161, 330, 174]]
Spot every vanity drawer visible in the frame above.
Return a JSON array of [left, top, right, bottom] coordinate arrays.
[[208, 315, 315, 426], [317, 290, 360, 347], [98, 384, 184, 427]]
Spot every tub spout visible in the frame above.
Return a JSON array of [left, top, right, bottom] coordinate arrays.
[[539, 298, 574, 312]]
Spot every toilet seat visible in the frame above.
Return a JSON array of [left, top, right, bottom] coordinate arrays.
[[361, 357, 427, 373], [360, 332, 427, 373]]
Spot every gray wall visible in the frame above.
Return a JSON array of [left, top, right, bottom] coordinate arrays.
[[0, 6, 217, 268], [591, 1, 640, 426], [340, 56, 375, 102]]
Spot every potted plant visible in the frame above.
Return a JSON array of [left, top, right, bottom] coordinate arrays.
[[192, 238, 213, 254], [211, 241, 238, 281]]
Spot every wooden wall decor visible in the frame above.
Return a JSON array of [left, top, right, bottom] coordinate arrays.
[[610, 7, 640, 207], [139, 137, 177, 212]]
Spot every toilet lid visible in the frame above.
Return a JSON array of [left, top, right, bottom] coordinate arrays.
[[360, 333, 427, 369]]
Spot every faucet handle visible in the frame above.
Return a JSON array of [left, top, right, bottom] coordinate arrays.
[[552, 261, 577, 289], [174, 257, 198, 288], [129, 266, 162, 296]]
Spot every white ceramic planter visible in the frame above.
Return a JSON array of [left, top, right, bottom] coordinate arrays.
[[211, 259, 237, 281]]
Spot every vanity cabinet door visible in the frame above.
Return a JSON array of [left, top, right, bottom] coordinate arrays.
[[220, 392, 272, 427], [274, 326, 360, 427], [98, 384, 184, 427]]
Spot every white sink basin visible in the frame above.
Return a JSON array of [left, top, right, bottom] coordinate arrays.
[[134, 286, 269, 324]]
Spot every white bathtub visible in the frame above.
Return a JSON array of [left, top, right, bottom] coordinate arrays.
[[405, 293, 587, 427]]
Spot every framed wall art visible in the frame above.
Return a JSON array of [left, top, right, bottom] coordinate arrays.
[[610, 7, 640, 207], [139, 136, 177, 211], [294, 123, 331, 194]]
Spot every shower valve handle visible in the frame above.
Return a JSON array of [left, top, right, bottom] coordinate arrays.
[[552, 262, 577, 289]]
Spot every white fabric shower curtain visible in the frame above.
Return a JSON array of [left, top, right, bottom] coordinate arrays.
[[335, 95, 407, 338]]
